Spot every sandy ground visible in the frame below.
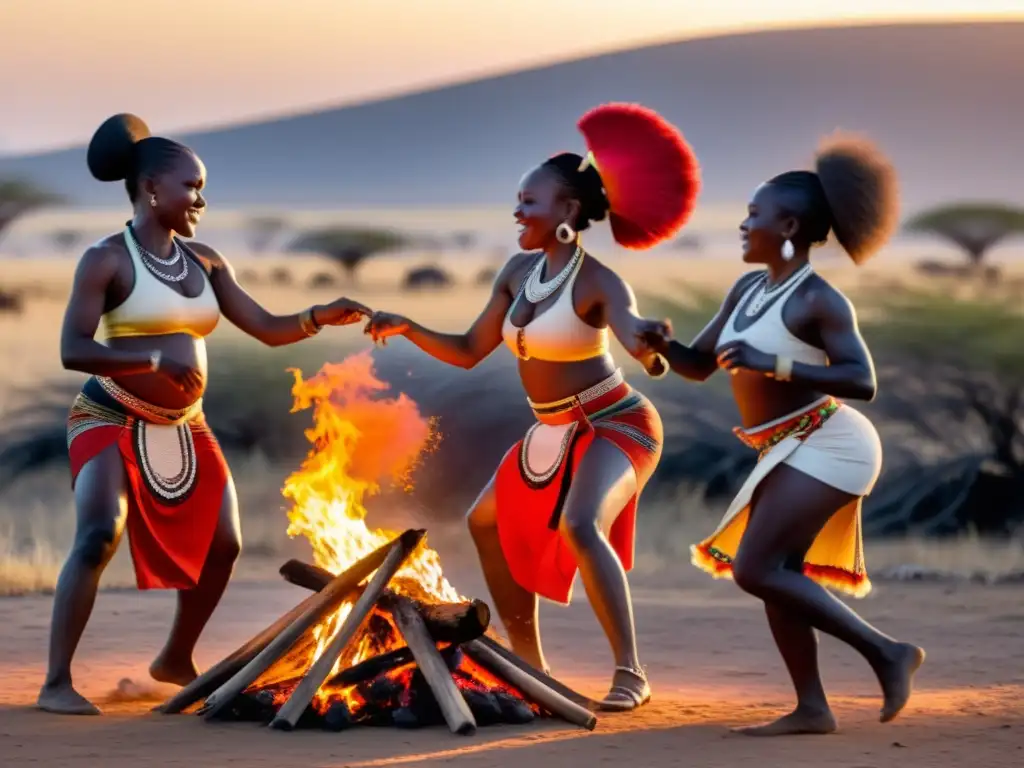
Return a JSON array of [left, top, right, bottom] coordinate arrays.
[[1, 561, 1021, 768]]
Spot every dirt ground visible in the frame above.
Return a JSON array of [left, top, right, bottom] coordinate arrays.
[[1, 561, 1021, 768]]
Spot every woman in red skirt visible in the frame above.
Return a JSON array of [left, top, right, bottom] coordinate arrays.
[[40, 114, 370, 715], [367, 103, 700, 710]]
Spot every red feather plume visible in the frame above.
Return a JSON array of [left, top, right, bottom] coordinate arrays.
[[577, 103, 701, 249]]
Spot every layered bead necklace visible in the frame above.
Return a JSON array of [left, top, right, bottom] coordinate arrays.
[[523, 245, 583, 304], [743, 262, 812, 317], [126, 224, 188, 283], [515, 245, 584, 360]]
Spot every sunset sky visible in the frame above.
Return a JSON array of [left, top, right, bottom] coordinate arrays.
[[2, 0, 1020, 155]]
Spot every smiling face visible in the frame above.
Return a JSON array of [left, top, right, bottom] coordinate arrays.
[[514, 165, 580, 251], [145, 151, 207, 238], [739, 183, 798, 264]]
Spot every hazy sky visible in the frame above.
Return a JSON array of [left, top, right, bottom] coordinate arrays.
[[2, 0, 1020, 155]]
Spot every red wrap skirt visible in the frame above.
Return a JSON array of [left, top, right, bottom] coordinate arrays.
[[495, 369, 663, 605], [66, 377, 229, 590]]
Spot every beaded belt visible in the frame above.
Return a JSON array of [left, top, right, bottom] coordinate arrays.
[[96, 377, 203, 426], [733, 396, 839, 457], [527, 369, 626, 417]]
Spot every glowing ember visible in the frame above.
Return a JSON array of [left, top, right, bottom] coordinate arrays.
[[244, 353, 533, 724]]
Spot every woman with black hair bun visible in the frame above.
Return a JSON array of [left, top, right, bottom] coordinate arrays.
[[39, 114, 371, 715], [640, 133, 925, 734], [367, 103, 701, 711]]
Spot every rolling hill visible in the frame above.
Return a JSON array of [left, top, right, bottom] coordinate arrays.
[[2, 21, 1021, 212]]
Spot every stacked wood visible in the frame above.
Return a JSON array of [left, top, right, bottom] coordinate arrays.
[[278, 557, 597, 710], [158, 531, 601, 734], [157, 531, 423, 715]]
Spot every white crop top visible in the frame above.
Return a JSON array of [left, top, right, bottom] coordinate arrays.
[[716, 265, 828, 365], [102, 228, 220, 339], [501, 255, 608, 362]]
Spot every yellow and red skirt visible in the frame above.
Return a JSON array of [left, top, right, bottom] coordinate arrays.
[[495, 370, 663, 605], [692, 396, 882, 597], [66, 377, 229, 591]]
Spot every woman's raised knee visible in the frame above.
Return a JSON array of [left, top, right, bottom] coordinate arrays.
[[466, 502, 496, 541], [558, 511, 601, 552], [210, 533, 242, 566], [466, 480, 498, 539], [731, 554, 770, 597]]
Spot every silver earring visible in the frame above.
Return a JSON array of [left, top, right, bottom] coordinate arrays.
[[149, 194, 158, 208], [555, 222, 575, 244], [781, 239, 795, 261]]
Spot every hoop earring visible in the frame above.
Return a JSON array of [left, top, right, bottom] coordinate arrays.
[[149, 194, 158, 208], [781, 239, 795, 261], [555, 222, 575, 244]]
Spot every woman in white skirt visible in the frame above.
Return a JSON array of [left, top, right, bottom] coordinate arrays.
[[641, 133, 925, 735]]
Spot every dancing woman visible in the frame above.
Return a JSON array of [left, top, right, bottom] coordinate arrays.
[[642, 134, 924, 734], [367, 104, 700, 710], [39, 114, 370, 715]]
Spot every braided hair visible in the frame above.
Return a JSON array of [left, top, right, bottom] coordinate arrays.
[[769, 133, 899, 264], [86, 114, 193, 202]]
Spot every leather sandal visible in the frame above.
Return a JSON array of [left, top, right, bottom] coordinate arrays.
[[599, 666, 652, 712]]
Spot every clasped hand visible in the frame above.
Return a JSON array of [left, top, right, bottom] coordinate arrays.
[[363, 311, 410, 346], [634, 317, 673, 356], [634, 317, 776, 375], [318, 297, 373, 326]]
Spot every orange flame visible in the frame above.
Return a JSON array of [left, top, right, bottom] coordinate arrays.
[[264, 352, 465, 710]]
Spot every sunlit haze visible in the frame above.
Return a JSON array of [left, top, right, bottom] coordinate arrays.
[[2, 0, 1021, 155]]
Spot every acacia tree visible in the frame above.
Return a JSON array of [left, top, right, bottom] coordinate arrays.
[[50, 228, 82, 252], [288, 226, 407, 283], [450, 231, 477, 250], [244, 214, 288, 254], [0, 177, 63, 247], [905, 202, 1024, 266]]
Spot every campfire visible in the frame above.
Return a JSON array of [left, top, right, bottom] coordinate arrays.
[[156, 355, 597, 734]]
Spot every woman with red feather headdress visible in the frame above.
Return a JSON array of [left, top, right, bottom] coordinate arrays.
[[367, 103, 700, 711]]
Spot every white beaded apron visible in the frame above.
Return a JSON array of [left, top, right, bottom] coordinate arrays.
[[91, 377, 203, 503]]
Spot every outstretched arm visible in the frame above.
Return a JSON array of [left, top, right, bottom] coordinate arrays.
[[600, 271, 670, 375], [367, 253, 530, 369], [650, 272, 762, 381], [189, 242, 369, 346], [60, 246, 162, 376]]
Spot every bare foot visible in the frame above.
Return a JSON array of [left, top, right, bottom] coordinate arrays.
[[149, 655, 199, 687], [733, 707, 838, 736], [878, 642, 926, 723], [37, 682, 101, 715]]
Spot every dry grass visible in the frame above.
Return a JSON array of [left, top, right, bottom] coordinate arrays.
[[0, 535, 69, 596], [866, 533, 1024, 578], [5, 459, 1018, 597], [2, 243, 1024, 595], [631, 484, 1024, 582]]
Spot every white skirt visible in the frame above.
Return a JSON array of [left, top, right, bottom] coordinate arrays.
[[692, 398, 881, 597], [778, 404, 882, 496]]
